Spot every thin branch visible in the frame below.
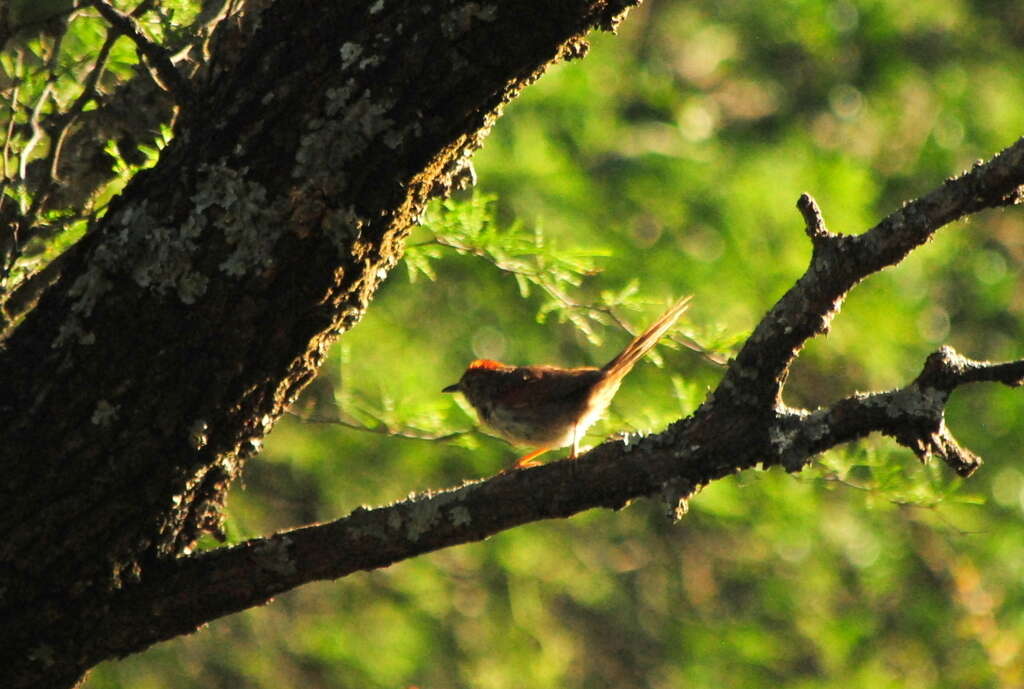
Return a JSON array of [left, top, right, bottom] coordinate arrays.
[[546, 296, 727, 364], [286, 410, 475, 443], [16, 25, 68, 183], [22, 26, 119, 227], [18, 82, 54, 182], [6, 1, 159, 292], [12, 0, 218, 228], [915, 345, 1024, 389], [425, 235, 726, 363], [0, 52, 23, 282], [797, 192, 830, 241], [0, 248, 70, 333], [1, 50, 21, 181], [48, 31, 118, 183]]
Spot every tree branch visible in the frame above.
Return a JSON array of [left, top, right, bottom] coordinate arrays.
[[774, 346, 1024, 477], [718, 138, 1024, 410]]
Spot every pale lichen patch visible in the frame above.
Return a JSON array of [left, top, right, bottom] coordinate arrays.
[[660, 478, 692, 523], [255, 536, 297, 576], [802, 408, 830, 442], [52, 318, 93, 348], [91, 400, 119, 426], [358, 55, 382, 70], [193, 164, 284, 277], [442, 3, 497, 38], [884, 385, 947, 419], [28, 645, 56, 667], [68, 263, 112, 318], [448, 505, 472, 527], [404, 499, 441, 542], [294, 89, 395, 182], [339, 42, 363, 69], [52, 163, 288, 349], [177, 271, 209, 305]]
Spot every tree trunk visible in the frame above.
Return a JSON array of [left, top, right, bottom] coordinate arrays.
[[0, 1, 638, 686]]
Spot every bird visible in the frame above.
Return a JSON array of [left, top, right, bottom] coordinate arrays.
[[443, 296, 692, 469]]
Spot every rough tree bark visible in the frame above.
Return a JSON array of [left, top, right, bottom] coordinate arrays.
[[0, 1, 638, 686], [1, 1, 1023, 689]]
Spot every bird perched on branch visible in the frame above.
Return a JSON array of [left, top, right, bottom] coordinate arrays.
[[443, 296, 692, 469]]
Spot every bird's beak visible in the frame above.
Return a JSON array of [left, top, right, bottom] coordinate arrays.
[[442, 382, 460, 393]]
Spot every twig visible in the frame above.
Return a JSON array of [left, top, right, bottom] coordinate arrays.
[[285, 410, 475, 443], [1, 50, 22, 181], [773, 346, 1024, 478], [423, 235, 726, 363], [11, 1, 157, 287], [48, 31, 119, 183], [22, 28, 118, 227], [18, 82, 53, 182], [89, 0, 193, 105], [803, 473, 980, 535], [797, 192, 831, 240]]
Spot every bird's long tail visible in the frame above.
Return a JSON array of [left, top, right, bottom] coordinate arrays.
[[601, 295, 692, 382]]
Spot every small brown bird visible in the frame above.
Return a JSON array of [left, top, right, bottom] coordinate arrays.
[[443, 296, 692, 469]]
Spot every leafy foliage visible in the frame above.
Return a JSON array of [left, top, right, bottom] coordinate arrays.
[[1, 0, 193, 297]]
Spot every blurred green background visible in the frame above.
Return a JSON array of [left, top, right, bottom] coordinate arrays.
[[10, 0, 1021, 686]]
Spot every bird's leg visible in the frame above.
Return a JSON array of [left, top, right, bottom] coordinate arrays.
[[569, 424, 580, 459], [512, 447, 549, 469]]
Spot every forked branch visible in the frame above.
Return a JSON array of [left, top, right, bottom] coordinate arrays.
[[772, 346, 1024, 478], [717, 137, 1024, 410]]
